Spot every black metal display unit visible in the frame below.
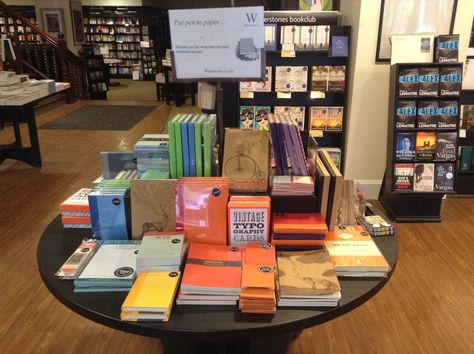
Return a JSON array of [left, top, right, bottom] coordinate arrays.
[[223, 11, 350, 173], [380, 62, 462, 222]]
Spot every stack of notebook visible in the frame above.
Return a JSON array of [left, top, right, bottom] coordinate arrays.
[[271, 175, 315, 196], [176, 243, 242, 305], [276, 249, 341, 307], [271, 212, 328, 250], [74, 240, 140, 292], [59, 188, 93, 229], [239, 243, 277, 314], [121, 271, 181, 322], [324, 225, 391, 277], [136, 232, 186, 274], [134, 134, 170, 178], [359, 214, 395, 236]]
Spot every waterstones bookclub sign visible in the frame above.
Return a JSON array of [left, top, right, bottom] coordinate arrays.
[[169, 7, 264, 80]]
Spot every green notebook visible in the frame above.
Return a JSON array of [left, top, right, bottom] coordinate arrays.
[[167, 114, 183, 179], [194, 114, 206, 177], [203, 114, 216, 177], [173, 114, 188, 178]]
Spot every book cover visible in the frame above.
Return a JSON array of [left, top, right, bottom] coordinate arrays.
[[320, 147, 342, 171], [272, 212, 327, 234], [330, 35, 348, 57], [60, 188, 93, 213], [289, 106, 305, 131], [222, 129, 269, 193], [131, 179, 176, 239], [297, 25, 313, 51], [187, 115, 197, 177], [273, 114, 290, 175], [181, 243, 242, 295], [121, 271, 180, 317], [413, 163, 435, 192], [435, 34, 459, 63], [417, 101, 438, 129], [398, 68, 419, 97], [326, 106, 343, 131], [395, 132, 415, 160], [268, 114, 284, 175], [434, 163, 455, 191], [167, 114, 182, 179], [324, 225, 390, 274], [314, 25, 330, 50], [395, 100, 417, 129], [275, 66, 308, 92], [440, 67, 462, 96], [327, 66, 345, 92], [319, 149, 343, 231], [244, 242, 276, 267], [176, 177, 228, 245], [310, 66, 329, 91], [137, 233, 185, 266], [435, 132, 457, 160], [416, 132, 436, 160], [461, 105, 474, 130], [310, 106, 327, 131], [418, 67, 439, 96], [181, 115, 191, 177], [315, 155, 331, 218], [88, 189, 130, 240], [460, 146, 473, 170], [173, 114, 186, 178], [264, 24, 277, 51], [437, 100, 458, 129], [239, 66, 272, 92], [239, 106, 255, 129], [228, 196, 270, 246], [284, 115, 308, 176], [254, 106, 271, 131], [276, 249, 340, 296], [393, 163, 414, 191], [194, 114, 205, 177]]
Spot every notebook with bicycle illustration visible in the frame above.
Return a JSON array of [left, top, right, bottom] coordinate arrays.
[[222, 129, 269, 193]]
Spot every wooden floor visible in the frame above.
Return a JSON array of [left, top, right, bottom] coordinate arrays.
[[0, 100, 473, 353]]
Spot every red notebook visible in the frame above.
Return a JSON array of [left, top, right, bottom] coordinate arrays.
[[180, 243, 242, 295], [272, 212, 328, 234]]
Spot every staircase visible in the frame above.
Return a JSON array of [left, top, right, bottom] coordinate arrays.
[[0, 0, 88, 102]]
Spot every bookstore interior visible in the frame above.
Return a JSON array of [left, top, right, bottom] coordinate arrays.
[[1, 0, 474, 353]]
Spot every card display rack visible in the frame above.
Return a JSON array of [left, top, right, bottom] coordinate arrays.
[[0, 5, 40, 44], [380, 62, 462, 222], [223, 11, 350, 174]]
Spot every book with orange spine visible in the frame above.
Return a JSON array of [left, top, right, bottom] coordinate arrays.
[[272, 212, 328, 234]]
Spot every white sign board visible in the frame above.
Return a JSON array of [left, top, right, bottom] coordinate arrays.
[[169, 7, 264, 80]]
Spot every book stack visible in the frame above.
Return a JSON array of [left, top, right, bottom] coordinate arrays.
[[136, 232, 186, 274], [134, 134, 170, 178], [121, 271, 181, 322], [324, 225, 391, 277], [88, 188, 130, 240], [271, 175, 314, 196], [268, 113, 308, 176], [359, 215, 395, 236], [74, 240, 140, 292], [239, 243, 277, 314], [168, 113, 217, 179], [59, 188, 93, 229], [271, 212, 328, 250], [276, 249, 341, 307], [176, 243, 242, 305]]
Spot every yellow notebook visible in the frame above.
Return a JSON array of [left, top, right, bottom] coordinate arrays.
[[121, 271, 181, 317]]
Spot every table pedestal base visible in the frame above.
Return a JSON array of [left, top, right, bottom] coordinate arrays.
[[162, 332, 295, 354]]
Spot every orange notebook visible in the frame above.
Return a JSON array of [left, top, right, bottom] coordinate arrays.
[[244, 243, 276, 267], [59, 188, 93, 213], [228, 196, 271, 246], [176, 178, 229, 245], [180, 243, 242, 294], [61, 215, 91, 225], [271, 238, 325, 247], [272, 212, 328, 234], [324, 225, 390, 273]]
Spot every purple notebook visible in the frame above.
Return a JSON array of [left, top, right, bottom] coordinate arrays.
[[277, 114, 300, 175], [284, 115, 308, 176], [268, 114, 283, 175]]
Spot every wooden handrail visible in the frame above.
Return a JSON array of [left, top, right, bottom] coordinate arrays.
[[20, 59, 48, 79]]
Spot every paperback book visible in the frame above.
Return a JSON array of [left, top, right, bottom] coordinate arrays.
[[274, 66, 308, 92], [460, 104, 474, 130], [393, 163, 414, 191], [327, 66, 345, 92], [417, 101, 438, 129], [437, 100, 458, 129], [310, 106, 327, 131], [439, 66, 462, 96], [254, 106, 271, 131], [398, 68, 419, 97], [418, 67, 439, 96], [396, 132, 415, 160], [434, 163, 455, 191], [310, 66, 329, 91], [240, 106, 255, 129], [395, 100, 417, 129], [435, 34, 459, 63], [413, 163, 435, 192], [326, 106, 343, 131], [435, 132, 456, 161], [415, 132, 436, 160]]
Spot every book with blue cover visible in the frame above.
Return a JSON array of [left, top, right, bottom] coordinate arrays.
[[330, 35, 348, 57], [180, 114, 191, 177], [173, 114, 186, 178], [194, 114, 205, 177], [187, 115, 197, 177], [89, 188, 130, 240]]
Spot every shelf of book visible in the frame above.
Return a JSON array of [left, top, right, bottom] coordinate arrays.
[[380, 62, 462, 221], [0, 6, 40, 44]]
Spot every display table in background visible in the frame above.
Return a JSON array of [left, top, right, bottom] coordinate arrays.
[[38, 215, 398, 354]]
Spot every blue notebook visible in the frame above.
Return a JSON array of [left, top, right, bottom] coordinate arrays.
[[187, 114, 197, 177], [181, 115, 191, 177]]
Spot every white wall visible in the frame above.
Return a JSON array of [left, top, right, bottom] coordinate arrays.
[[340, 0, 474, 198]]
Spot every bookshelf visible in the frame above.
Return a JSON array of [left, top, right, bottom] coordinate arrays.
[[82, 6, 168, 80], [0, 5, 40, 43], [456, 88, 474, 193], [223, 11, 349, 174], [380, 62, 462, 222]]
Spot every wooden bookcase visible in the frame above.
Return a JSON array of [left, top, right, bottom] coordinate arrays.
[[380, 62, 462, 222], [0, 5, 40, 44]]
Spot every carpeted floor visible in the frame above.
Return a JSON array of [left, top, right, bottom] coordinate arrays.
[[39, 105, 158, 131]]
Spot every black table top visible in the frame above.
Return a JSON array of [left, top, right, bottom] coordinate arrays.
[[37, 215, 398, 341]]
